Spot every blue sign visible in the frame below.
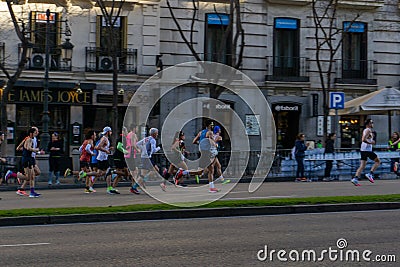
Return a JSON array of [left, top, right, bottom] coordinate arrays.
[[344, 22, 365, 33], [329, 92, 345, 109], [207, 14, 229, 25], [275, 18, 298, 29]]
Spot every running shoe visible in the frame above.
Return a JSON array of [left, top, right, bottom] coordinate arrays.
[[300, 178, 308, 182], [89, 187, 96, 193], [84, 189, 91, 194], [351, 177, 361, 186], [221, 179, 231, 185], [29, 192, 41, 198], [130, 188, 140, 194], [55, 181, 61, 185], [160, 183, 166, 191], [16, 189, 29, 196], [5, 170, 12, 183], [112, 188, 120, 194], [64, 168, 71, 178], [107, 189, 115, 195], [365, 173, 375, 183], [195, 175, 200, 184], [78, 171, 87, 180], [209, 187, 220, 193]]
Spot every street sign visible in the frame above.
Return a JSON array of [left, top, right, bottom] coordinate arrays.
[[329, 92, 345, 109]]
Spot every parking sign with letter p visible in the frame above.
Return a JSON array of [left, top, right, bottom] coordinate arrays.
[[329, 92, 345, 109]]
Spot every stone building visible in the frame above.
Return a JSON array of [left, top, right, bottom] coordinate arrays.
[[0, 0, 399, 157]]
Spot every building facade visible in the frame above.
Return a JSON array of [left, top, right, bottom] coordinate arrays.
[[1, 0, 400, 156]]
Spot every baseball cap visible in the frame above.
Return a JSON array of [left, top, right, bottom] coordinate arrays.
[[102, 126, 112, 134]]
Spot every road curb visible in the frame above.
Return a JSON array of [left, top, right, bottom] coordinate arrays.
[[1, 202, 400, 227]]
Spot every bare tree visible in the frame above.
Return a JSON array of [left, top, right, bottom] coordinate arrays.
[[96, 0, 128, 142], [311, 0, 359, 140], [166, 0, 245, 99], [0, 0, 32, 153]]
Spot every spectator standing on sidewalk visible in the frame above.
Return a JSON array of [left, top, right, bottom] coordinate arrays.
[[388, 131, 400, 175], [294, 133, 309, 182], [47, 132, 64, 186], [351, 118, 381, 186], [323, 133, 336, 181]]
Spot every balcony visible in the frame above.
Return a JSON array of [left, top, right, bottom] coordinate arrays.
[[334, 59, 377, 85], [19, 44, 72, 71], [265, 56, 310, 82], [85, 47, 137, 74]]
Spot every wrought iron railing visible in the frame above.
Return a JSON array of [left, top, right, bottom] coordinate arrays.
[[265, 56, 310, 82], [19, 43, 72, 71], [85, 47, 137, 74], [335, 59, 377, 85]]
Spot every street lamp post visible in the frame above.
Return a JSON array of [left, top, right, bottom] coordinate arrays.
[[41, 9, 51, 151], [41, 9, 73, 150]]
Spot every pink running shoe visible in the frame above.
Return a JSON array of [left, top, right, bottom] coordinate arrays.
[[365, 173, 374, 183]]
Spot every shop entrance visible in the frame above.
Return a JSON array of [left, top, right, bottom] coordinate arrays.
[[272, 103, 301, 149]]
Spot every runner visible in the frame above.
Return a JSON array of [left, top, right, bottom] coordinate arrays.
[[95, 126, 117, 194], [351, 118, 381, 186], [193, 120, 220, 193], [78, 130, 101, 193], [213, 125, 230, 184], [132, 128, 161, 193], [21, 127, 41, 198], [112, 127, 130, 193], [125, 125, 141, 194]]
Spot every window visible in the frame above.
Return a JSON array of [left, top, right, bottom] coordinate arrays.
[[97, 16, 127, 55], [30, 11, 60, 53], [273, 18, 300, 77], [205, 13, 231, 64], [342, 22, 367, 79]]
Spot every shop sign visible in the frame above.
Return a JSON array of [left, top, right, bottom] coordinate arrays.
[[273, 103, 301, 112], [7, 88, 92, 105]]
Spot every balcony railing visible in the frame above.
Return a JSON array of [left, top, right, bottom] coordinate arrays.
[[19, 43, 72, 71], [85, 47, 137, 74], [265, 56, 310, 82], [335, 59, 377, 85]]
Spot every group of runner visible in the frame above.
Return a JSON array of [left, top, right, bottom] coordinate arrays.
[[9, 120, 229, 197], [65, 121, 230, 194]]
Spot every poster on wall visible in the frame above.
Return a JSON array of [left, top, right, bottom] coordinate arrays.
[[245, 114, 260, 136]]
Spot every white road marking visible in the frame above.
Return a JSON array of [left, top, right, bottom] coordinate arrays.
[[0, 243, 50, 247]]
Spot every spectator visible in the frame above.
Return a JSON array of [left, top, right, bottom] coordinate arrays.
[[294, 133, 309, 182], [323, 133, 336, 181], [47, 132, 64, 186], [388, 131, 400, 175]]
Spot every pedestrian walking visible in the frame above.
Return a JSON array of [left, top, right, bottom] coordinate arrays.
[[47, 132, 64, 186], [323, 133, 336, 181], [351, 118, 381, 186], [294, 133, 308, 182]]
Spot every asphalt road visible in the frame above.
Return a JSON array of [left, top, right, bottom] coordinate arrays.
[[0, 179, 399, 210], [0, 210, 398, 266]]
